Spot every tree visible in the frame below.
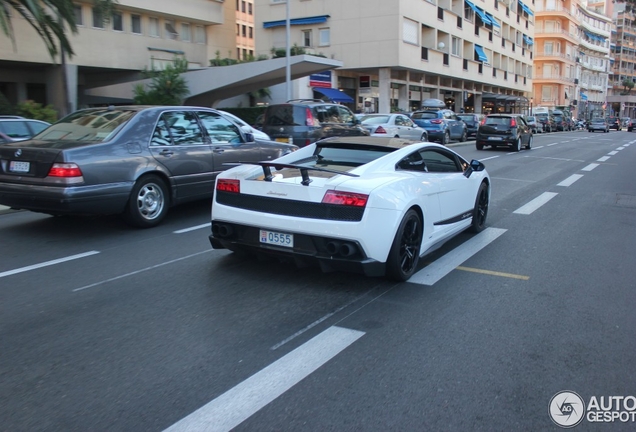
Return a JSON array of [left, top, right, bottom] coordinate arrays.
[[133, 58, 190, 106], [247, 88, 271, 107], [0, 0, 116, 59], [621, 78, 635, 95]]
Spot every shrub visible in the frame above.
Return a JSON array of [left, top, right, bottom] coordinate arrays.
[[15, 100, 58, 123]]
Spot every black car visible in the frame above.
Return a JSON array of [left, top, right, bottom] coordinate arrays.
[[0, 106, 297, 227], [261, 99, 369, 147], [457, 113, 484, 139], [551, 110, 570, 131], [607, 117, 622, 131], [534, 113, 555, 133], [475, 114, 533, 151]]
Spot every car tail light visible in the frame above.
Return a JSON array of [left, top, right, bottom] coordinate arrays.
[[322, 190, 368, 207], [305, 108, 315, 126], [430, 119, 443, 124], [375, 125, 387, 134], [216, 179, 240, 193], [48, 163, 82, 177], [510, 118, 517, 127], [480, 117, 487, 125]]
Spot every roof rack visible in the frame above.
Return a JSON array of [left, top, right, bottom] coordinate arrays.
[[286, 99, 325, 103]]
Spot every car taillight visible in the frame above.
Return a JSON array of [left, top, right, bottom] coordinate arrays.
[[430, 119, 443, 124], [322, 190, 368, 207], [375, 125, 387, 134], [216, 179, 240, 193], [48, 163, 82, 177], [306, 108, 315, 126], [510, 118, 517, 127], [480, 117, 487, 125]]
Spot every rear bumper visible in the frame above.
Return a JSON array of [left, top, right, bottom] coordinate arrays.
[[0, 182, 132, 214], [209, 222, 386, 277]]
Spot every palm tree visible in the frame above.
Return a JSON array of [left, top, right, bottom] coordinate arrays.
[[0, 0, 115, 59]]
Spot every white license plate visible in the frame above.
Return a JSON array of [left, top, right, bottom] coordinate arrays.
[[9, 161, 30, 173], [260, 229, 293, 247], [488, 136, 503, 141]]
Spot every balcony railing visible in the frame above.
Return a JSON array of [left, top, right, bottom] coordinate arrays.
[[534, 52, 571, 60], [533, 74, 576, 83], [534, 4, 576, 18], [534, 28, 578, 40]]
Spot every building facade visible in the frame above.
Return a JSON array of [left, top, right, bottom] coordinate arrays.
[[255, 0, 535, 114], [235, 0, 256, 60], [607, 2, 636, 118]]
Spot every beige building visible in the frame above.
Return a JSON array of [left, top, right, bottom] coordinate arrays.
[[235, 0, 256, 60], [255, 0, 535, 114]]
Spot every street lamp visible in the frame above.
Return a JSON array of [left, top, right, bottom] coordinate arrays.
[[530, 97, 533, 115]]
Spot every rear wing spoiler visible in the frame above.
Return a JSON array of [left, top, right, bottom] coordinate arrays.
[[224, 161, 359, 186]]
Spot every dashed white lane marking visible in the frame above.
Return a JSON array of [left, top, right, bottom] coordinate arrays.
[[478, 155, 500, 161], [547, 143, 558, 147], [174, 223, 210, 234], [0, 251, 100, 278], [616, 147, 625, 150], [533, 145, 545, 149], [164, 326, 365, 432], [582, 163, 599, 171], [597, 156, 611, 162], [72, 250, 211, 292], [558, 174, 584, 187], [607, 151, 618, 155], [408, 228, 507, 286], [513, 192, 558, 215]]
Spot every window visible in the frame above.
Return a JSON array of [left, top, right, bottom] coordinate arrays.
[[196, 111, 241, 143], [242, 25, 246, 37], [74, 5, 83, 26], [149, 17, 159, 37], [319, 28, 330, 46], [402, 18, 418, 45], [248, 26, 253, 39], [151, 112, 204, 146], [92, 7, 103, 28], [242, 1, 246, 12], [248, 2, 253, 14], [544, 42, 553, 54], [181, 23, 191, 42], [464, 4, 475, 22], [452, 37, 460, 56], [236, 24, 240, 35], [236, 0, 239, 10], [112, 12, 123, 31], [303, 30, 312, 47], [131, 14, 141, 34], [165, 20, 178, 39], [195, 26, 206, 43]]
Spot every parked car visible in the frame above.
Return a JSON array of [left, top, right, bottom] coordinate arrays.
[[360, 113, 428, 141], [588, 118, 609, 133], [0, 131, 14, 144], [0, 106, 297, 227], [261, 99, 369, 147], [621, 117, 631, 128], [475, 114, 533, 151], [217, 110, 271, 141], [210, 136, 490, 281], [607, 117, 622, 131], [0, 118, 50, 141], [551, 110, 570, 131], [525, 116, 544, 134], [534, 113, 555, 133], [457, 113, 484, 139], [411, 108, 467, 145], [629, 119, 636, 132]]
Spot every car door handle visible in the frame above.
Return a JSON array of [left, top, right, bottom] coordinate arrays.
[[213, 148, 225, 154], [159, 149, 174, 156]]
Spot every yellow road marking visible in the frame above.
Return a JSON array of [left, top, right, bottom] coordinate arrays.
[[455, 266, 530, 280]]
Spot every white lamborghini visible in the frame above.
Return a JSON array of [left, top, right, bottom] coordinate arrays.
[[209, 137, 490, 281]]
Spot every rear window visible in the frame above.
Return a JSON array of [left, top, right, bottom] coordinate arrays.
[[311, 144, 395, 167], [361, 115, 390, 124], [34, 109, 135, 142], [527, 116, 536, 121], [412, 112, 438, 120], [458, 115, 475, 122], [264, 105, 307, 126], [484, 117, 512, 126]]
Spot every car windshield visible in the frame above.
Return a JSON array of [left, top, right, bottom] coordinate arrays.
[[592, 120, 605, 124], [361, 115, 390, 124], [527, 116, 536, 121], [34, 109, 135, 142]]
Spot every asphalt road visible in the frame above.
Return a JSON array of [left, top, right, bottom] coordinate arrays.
[[1, 130, 635, 431]]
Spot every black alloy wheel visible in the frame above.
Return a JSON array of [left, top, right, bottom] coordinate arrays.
[[386, 209, 423, 281], [470, 182, 489, 233]]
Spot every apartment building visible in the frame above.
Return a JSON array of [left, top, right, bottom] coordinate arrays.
[[0, 0, 235, 115], [576, 4, 611, 120], [607, 2, 636, 118], [255, 0, 534, 114], [235, 0, 256, 60]]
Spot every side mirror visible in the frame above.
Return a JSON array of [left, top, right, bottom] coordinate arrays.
[[240, 125, 255, 143], [464, 159, 485, 178]]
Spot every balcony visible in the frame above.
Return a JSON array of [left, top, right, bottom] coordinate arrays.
[[534, 4, 578, 20], [118, 0, 224, 24], [534, 28, 578, 44], [579, 39, 610, 54], [533, 74, 576, 84], [534, 52, 575, 63]]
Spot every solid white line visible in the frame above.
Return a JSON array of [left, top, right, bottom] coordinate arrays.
[[582, 163, 599, 171], [557, 174, 584, 187], [547, 143, 558, 146], [513, 192, 558, 215], [597, 156, 610, 162], [478, 155, 500, 161], [164, 326, 365, 432], [408, 227, 507, 286], [174, 223, 211, 234], [533, 145, 545, 149], [72, 250, 211, 292], [0, 251, 100, 278]]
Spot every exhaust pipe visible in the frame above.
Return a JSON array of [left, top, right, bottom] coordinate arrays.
[[326, 241, 340, 255], [339, 243, 356, 257]]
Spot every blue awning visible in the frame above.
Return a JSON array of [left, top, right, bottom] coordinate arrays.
[[486, 13, 501, 28], [474, 45, 489, 63], [263, 15, 330, 29], [518, 0, 534, 16], [465, 0, 493, 25], [523, 35, 534, 45], [313, 87, 354, 103]]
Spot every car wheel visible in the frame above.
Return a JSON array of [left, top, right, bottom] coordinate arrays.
[[386, 209, 422, 282], [512, 137, 521, 152], [525, 134, 533, 150], [470, 182, 489, 233], [460, 130, 467, 142], [420, 133, 427, 142], [124, 174, 169, 228], [476, 141, 484, 150], [442, 131, 450, 145]]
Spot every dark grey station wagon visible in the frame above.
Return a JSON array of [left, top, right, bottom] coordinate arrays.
[[0, 106, 297, 227]]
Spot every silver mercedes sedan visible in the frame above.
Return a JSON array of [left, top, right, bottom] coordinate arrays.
[[0, 106, 297, 227]]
